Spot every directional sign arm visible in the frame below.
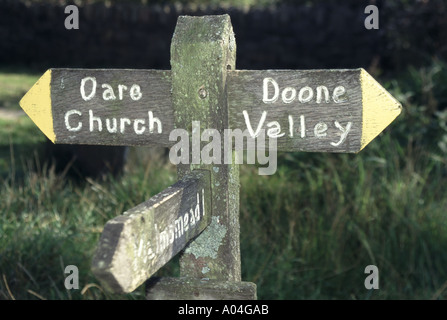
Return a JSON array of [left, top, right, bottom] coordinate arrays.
[[20, 68, 174, 147], [227, 68, 401, 153], [92, 170, 211, 294]]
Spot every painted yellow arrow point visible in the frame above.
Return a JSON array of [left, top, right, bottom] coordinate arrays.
[[19, 69, 56, 143], [360, 68, 402, 151]]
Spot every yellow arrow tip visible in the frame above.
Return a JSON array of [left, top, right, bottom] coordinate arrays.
[[360, 69, 402, 151], [19, 69, 55, 143]]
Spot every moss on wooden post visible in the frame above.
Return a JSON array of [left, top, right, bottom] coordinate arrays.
[[170, 15, 241, 282]]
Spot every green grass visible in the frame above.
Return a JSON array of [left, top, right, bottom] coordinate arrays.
[[0, 146, 177, 300], [240, 139, 447, 299], [1, 61, 447, 299], [0, 115, 47, 182], [0, 71, 39, 110]]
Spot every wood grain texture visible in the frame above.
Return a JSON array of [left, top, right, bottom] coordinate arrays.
[[228, 69, 381, 153], [91, 170, 211, 294], [49, 68, 174, 146], [146, 277, 257, 300]]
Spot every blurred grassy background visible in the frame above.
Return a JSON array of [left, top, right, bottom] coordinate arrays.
[[1, 1, 447, 300]]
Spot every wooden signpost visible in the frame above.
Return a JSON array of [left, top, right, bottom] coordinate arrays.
[[19, 14, 401, 300]]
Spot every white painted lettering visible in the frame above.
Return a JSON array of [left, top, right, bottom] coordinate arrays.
[[80, 77, 96, 101], [300, 115, 306, 138], [331, 121, 352, 146], [148, 111, 162, 134], [332, 86, 347, 103], [102, 84, 116, 101], [266, 121, 285, 138], [106, 118, 117, 133], [80, 77, 143, 101], [168, 225, 175, 244], [243, 110, 267, 138], [120, 118, 131, 134], [288, 115, 293, 137], [134, 119, 146, 135], [69, 110, 163, 136], [118, 84, 128, 100], [316, 86, 330, 103], [89, 110, 102, 132], [155, 190, 205, 255], [260, 78, 349, 104], [314, 122, 328, 138], [130, 84, 142, 101], [298, 86, 314, 103], [175, 216, 184, 239], [263, 78, 279, 103], [189, 208, 196, 226], [195, 193, 201, 221], [281, 87, 296, 104], [202, 189, 205, 218], [65, 109, 82, 132]]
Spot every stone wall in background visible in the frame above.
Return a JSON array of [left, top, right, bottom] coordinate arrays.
[[1, 0, 446, 72]]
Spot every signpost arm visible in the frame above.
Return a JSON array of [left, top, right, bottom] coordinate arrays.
[[170, 15, 241, 281], [92, 170, 212, 294]]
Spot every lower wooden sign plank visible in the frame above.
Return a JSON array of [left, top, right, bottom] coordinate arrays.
[[227, 69, 401, 153], [146, 277, 257, 300], [92, 170, 211, 294]]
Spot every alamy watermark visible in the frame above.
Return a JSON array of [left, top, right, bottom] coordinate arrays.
[[64, 265, 79, 290], [364, 5, 379, 30], [64, 4, 379, 31], [169, 121, 278, 176], [364, 265, 379, 290], [65, 5, 79, 30]]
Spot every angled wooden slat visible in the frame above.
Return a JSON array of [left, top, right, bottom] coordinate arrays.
[[91, 170, 211, 294]]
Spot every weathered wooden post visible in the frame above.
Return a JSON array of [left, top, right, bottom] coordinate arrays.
[[146, 14, 256, 300], [172, 13, 240, 281]]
